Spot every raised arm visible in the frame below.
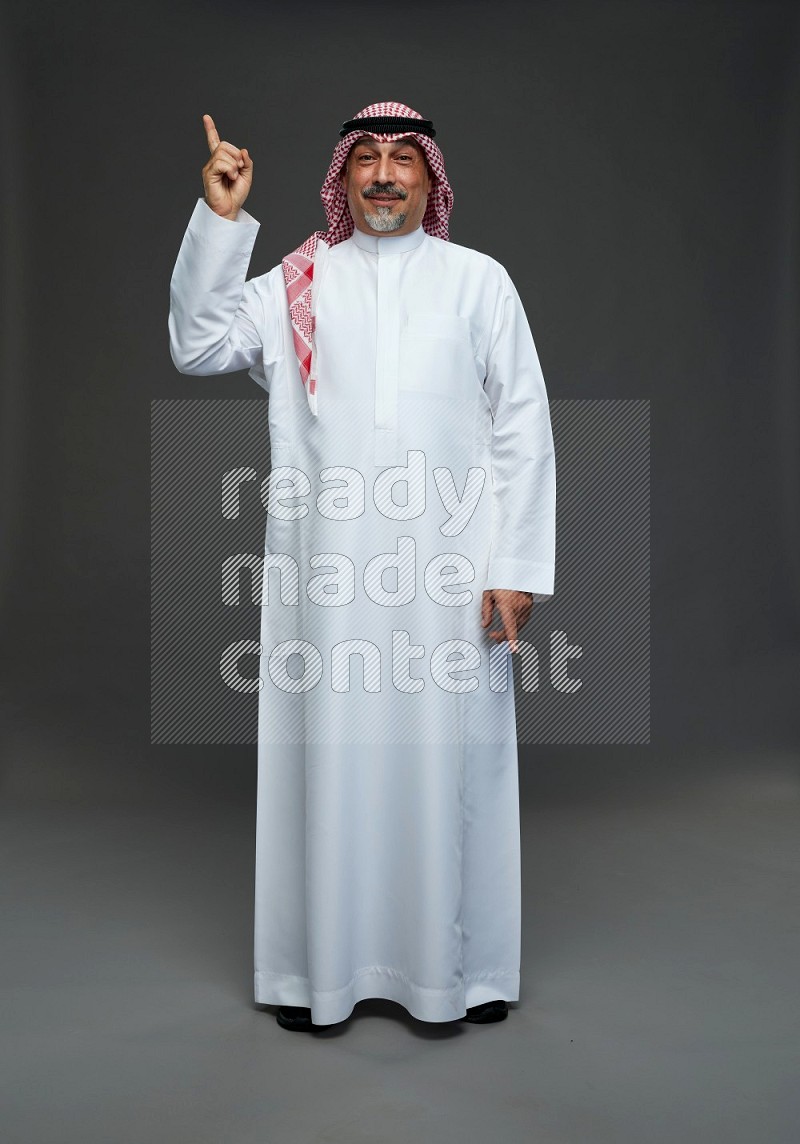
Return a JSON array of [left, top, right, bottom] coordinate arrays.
[[168, 114, 267, 379]]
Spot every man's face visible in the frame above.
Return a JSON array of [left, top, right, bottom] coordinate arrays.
[[341, 136, 432, 236]]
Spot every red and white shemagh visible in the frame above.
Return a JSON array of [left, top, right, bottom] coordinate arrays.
[[281, 101, 454, 417]]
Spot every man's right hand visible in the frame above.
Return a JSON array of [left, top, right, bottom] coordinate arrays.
[[201, 113, 253, 221]]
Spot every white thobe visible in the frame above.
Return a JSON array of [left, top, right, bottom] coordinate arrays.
[[169, 198, 556, 1024]]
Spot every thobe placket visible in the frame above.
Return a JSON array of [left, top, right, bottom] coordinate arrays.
[[349, 226, 426, 467], [374, 248, 400, 466]]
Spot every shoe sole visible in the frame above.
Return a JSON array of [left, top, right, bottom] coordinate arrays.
[[276, 1010, 332, 1032], [463, 1005, 509, 1024]]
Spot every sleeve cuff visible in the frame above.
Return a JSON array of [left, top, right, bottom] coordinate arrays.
[[485, 556, 554, 602], [187, 196, 261, 238]]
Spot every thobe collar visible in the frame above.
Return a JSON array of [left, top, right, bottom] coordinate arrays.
[[349, 224, 426, 256]]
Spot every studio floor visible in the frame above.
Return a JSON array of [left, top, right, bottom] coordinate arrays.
[[1, 725, 798, 1144]]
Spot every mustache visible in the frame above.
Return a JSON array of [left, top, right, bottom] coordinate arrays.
[[362, 185, 408, 200]]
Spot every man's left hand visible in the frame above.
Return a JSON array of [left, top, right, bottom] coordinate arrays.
[[481, 589, 534, 654]]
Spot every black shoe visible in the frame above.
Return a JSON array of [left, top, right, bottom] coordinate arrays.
[[276, 1005, 333, 1032], [463, 999, 509, 1023]]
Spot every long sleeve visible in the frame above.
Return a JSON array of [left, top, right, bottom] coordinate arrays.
[[168, 197, 270, 386], [483, 270, 556, 602]]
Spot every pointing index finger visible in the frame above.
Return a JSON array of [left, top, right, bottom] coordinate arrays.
[[203, 113, 220, 154]]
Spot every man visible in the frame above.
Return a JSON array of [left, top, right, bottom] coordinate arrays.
[[168, 102, 556, 1032]]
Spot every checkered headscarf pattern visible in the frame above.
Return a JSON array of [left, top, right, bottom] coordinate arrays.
[[281, 102, 454, 416]]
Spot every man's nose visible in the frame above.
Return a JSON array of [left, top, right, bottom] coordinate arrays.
[[375, 155, 394, 185]]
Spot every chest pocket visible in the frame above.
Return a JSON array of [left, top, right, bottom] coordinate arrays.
[[399, 312, 477, 396]]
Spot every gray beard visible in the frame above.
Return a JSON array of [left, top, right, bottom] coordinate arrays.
[[363, 204, 408, 233]]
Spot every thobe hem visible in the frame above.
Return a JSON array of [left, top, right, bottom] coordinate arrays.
[[254, 967, 520, 1025]]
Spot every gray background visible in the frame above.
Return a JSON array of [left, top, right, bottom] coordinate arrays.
[[1, 1, 798, 1141]]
